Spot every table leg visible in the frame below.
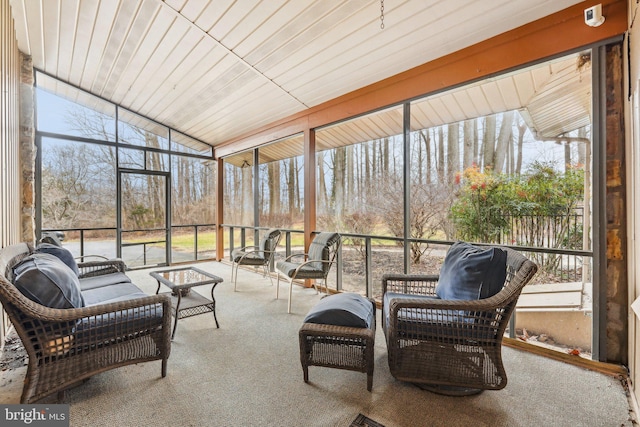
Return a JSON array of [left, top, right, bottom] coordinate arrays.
[[172, 292, 182, 339], [211, 285, 219, 328]]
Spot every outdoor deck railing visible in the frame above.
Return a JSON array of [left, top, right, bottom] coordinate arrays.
[[221, 225, 592, 294], [41, 223, 217, 266]]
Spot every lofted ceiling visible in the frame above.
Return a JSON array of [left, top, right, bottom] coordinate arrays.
[[10, 0, 583, 151]]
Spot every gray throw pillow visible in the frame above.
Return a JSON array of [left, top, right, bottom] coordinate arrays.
[[36, 243, 79, 276], [13, 253, 84, 309], [303, 292, 373, 328], [436, 241, 507, 301]]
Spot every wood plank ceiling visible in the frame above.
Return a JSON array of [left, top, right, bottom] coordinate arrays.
[[10, 0, 584, 152]]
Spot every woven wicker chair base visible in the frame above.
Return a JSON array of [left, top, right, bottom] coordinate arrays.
[[299, 300, 376, 392], [415, 383, 483, 396], [382, 247, 538, 396]]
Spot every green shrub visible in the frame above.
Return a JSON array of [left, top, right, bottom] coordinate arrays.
[[450, 162, 584, 245]]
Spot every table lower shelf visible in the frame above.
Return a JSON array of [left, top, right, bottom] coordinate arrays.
[[160, 291, 219, 338], [165, 292, 215, 319]]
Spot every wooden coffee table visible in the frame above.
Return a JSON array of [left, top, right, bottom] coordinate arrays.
[[151, 266, 223, 339]]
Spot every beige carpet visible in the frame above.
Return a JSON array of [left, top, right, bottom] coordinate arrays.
[[0, 261, 635, 427]]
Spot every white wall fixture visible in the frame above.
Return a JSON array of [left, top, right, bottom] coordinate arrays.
[[584, 4, 605, 27]]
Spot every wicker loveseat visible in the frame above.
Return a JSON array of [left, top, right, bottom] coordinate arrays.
[[0, 242, 172, 403], [382, 243, 537, 395]]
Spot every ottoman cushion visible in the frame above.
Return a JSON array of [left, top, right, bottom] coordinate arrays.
[[303, 292, 373, 328]]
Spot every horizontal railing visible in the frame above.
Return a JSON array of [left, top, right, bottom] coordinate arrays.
[[220, 226, 592, 297], [42, 224, 217, 266], [221, 224, 305, 272]]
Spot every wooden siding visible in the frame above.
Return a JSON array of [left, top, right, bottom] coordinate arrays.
[[1, 0, 22, 341]]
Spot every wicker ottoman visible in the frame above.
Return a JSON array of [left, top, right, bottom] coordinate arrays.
[[298, 296, 376, 391]]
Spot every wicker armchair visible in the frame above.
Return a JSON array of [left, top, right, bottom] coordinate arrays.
[[0, 243, 172, 403], [275, 232, 341, 313], [231, 228, 282, 291], [382, 246, 537, 395]]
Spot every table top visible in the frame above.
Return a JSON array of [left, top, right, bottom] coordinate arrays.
[[150, 266, 223, 290]]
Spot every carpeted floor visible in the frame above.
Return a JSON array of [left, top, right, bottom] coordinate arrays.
[[0, 261, 635, 426]]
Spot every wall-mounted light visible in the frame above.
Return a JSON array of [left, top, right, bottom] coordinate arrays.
[[584, 4, 605, 27]]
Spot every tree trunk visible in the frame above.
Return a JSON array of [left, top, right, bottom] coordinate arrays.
[[423, 130, 432, 184], [473, 118, 479, 165], [447, 123, 459, 182], [241, 164, 253, 226], [317, 151, 329, 216], [437, 127, 445, 183], [494, 111, 514, 173], [334, 147, 346, 220], [516, 118, 526, 175], [287, 158, 296, 216], [483, 115, 497, 170], [268, 161, 281, 217], [463, 119, 474, 169]]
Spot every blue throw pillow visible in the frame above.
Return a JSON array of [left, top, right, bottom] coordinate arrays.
[[36, 243, 79, 277], [13, 253, 84, 309], [303, 292, 373, 328], [435, 242, 507, 301]]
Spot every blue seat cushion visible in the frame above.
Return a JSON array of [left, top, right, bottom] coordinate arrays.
[[13, 253, 84, 309], [81, 282, 146, 306], [436, 242, 507, 301], [36, 242, 79, 276], [75, 302, 165, 343], [383, 292, 491, 340], [303, 292, 374, 329], [79, 272, 132, 291]]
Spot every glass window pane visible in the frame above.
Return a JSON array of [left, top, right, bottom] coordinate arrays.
[[120, 173, 166, 230], [36, 72, 116, 141], [118, 147, 145, 169], [41, 137, 116, 229], [223, 152, 254, 226], [258, 134, 304, 230], [172, 156, 216, 226], [172, 131, 212, 156], [146, 151, 169, 172], [315, 106, 403, 237], [118, 108, 169, 150]]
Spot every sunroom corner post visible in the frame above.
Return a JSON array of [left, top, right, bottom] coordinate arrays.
[[216, 157, 224, 261]]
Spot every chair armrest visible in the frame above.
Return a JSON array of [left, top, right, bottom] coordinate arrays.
[[289, 259, 336, 280], [75, 254, 109, 262], [283, 253, 308, 262], [77, 258, 127, 278], [235, 245, 260, 252], [236, 246, 277, 256], [382, 273, 439, 297]]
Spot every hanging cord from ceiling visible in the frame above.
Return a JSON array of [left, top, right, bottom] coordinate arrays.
[[380, 0, 385, 29]]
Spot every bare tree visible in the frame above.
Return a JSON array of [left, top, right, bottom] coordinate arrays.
[[494, 111, 514, 173], [372, 178, 453, 263]]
